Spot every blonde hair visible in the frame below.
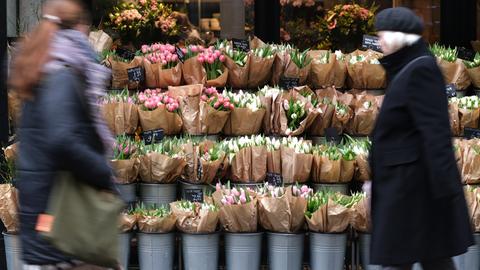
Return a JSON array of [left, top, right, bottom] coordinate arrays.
[[379, 31, 421, 55]]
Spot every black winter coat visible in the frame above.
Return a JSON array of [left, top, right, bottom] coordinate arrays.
[[17, 67, 113, 265], [370, 40, 473, 265]]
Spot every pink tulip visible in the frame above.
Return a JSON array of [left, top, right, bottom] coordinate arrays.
[[232, 188, 240, 197], [221, 198, 228, 205], [172, 54, 178, 62], [216, 183, 222, 191], [292, 186, 299, 196], [201, 95, 208, 102], [229, 104, 234, 110], [219, 55, 226, 62], [224, 101, 231, 108], [172, 103, 179, 111], [239, 194, 246, 204], [166, 54, 172, 62], [191, 45, 198, 53], [214, 101, 220, 109], [215, 50, 221, 57], [145, 89, 151, 95], [181, 48, 187, 54], [198, 56, 205, 63], [227, 195, 234, 205], [301, 185, 309, 194]]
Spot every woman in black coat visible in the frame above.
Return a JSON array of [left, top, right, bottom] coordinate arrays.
[[370, 7, 473, 270], [9, 0, 116, 268]]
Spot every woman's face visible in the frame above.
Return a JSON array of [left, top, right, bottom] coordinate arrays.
[[378, 31, 406, 56], [378, 31, 393, 55]]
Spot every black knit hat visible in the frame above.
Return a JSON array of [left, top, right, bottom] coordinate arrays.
[[375, 7, 424, 34]]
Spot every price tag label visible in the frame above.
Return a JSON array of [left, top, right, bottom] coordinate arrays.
[[280, 76, 300, 90], [362, 35, 382, 52], [176, 46, 185, 63], [184, 189, 204, 202], [232, 38, 250, 53], [445, 84, 457, 98], [141, 129, 164, 145], [457, 47, 476, 62], [266, 172, 283, 187], [127, 66, 144, 82], [464, 128, 480, 139]]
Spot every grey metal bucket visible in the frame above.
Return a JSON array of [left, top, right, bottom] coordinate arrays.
[[182, 232, 219, 270], [359, 233, 381, 270], [309, 232, 347, 270], [179, 180, 214, 203], [313, 183, 348, 195], [2, 233, 22, 270], [118, 233, 131, 269], [225, 232, 263, 270], [267, 232, 304, 270], [140, 183, 177, 208], [116, 183, 137, 203], [138, 232, 175, 270]]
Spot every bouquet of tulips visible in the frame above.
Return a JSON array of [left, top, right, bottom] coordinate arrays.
[[111, 135, 140, 184], [136, 89, 183, 135], [104, 50, 144, 90], [266, 137, 282, 176], [257, 183, 309, 233], [271, 44, 295, 86], [311, 142, 356, 183], [222, 90, 265, 136], [180, 45, 207, 85], [460, 139, 480, 184], [222, 135, 267, 183], [211, 183, 258, 232], [449, 99, 461, 136], [248, 45, 276, 88], [346, 50, 386, 89], [198, 46, 228, 87], [348, 136, 372, 182], [135, 204, 176, 233], [348, 92, 381, 136], [181, 139, 227, 185], [465, 53, 480, 88], [221, 44, 250, 89], [451, 96, 480, 133], [464, 186, 480, 232], [101, 88, 139, 136], [119, 209, 137, 233], [431, 44, 471, 90], [258, 86, 284, 135], [170, 200, 219, 233], [309, 50, 347, 89], [280, 137, 313, 184], [350, 193, 371, 233], [306, 191, 362, 233], [137, 138, 186, 184], [307, 87, 339, 136], [283, 48, 312, 85], [141, 43, 182, 88]]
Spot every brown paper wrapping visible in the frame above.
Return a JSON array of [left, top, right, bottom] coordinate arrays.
[[354, 154, 371, 181], [8, 91, 22, 125], [351, 196, 371, 233], [219, 199, 258, 232], [206, 68, 229, 88], [109, 56, 143, 90], [248, 55, 275, 88], [258, 189, 306, 233], [137, 214, 177, 233], [459, 108, 480, 132], [231, 146, 267, 183], [332, 106, 353, 134], [449, 102, 461, 136], [200, 102, 231, 135], [182, 56, 207, 85], [119, 214, 136, 233], [168, 84, 203, 134], [0, 185, 19, 233], [310, 52, 346, 89], [339, 159, 355, 182], [138, 107, 183, 135], [465, 188, 480, 232], [249, 36, 265, 50], [306, 199, 351, 233], [111, 159, 139, 184], [462, 143, 480, 184], [267, 149, 282, 174], [3, 143, 18, 162], [101, 102, 139, 135], [284, 60, 311, 86], [274, 92, 319, 136], [139, 153, 186, 183], [170, 202, 219, 233], [351, 95, 379, 136], [281, 146, 313, 184], [346, 50, 386, 89], [308, 103, 335, 136], [437, 58, 471, 90], [223, 108, 265, 136], [225, 56, 250, 89], [88, 30, 113, 54], [144, 61, 183, 88], [319, 156, 341, 183], [467, 67, 480, 88], [271, 52, 289, 86], [182, 141, 226, 184]]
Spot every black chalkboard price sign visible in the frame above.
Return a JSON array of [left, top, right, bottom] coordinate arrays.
[[127, 66, 144, 82], [280, 76, 300, 90], [141, 129, 164, 145], [362, 35, 382, 52], [232, 38, 250, 53], [457, 47, 476, 62], [445, 84, 457, 98], [184, 189, 204, 202], [266, 172, 283, 187]]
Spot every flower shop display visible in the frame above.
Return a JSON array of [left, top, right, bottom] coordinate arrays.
[[459, 139, 480, 184], [181, 139, 226, 185], [136, 89, 183, 135], [284, 48, 312, 85], [317, 3, 376, 52], [431, 44, 471, 91], [182, 45, 207, 85], [271, 44, 295, 86], [450, 96, 480, 134], [266, 137, 282, 179], [222, 90, 265, 136], [308, 87, 338, 136], [465, 53, 480, 89], [170, 200, 219, 233], [168, 85, 232, 135], [101, 89, 139, 136], [280, 137, 313, 184], [349, 137, 372, 182], [104, 50, 144, 90], [311, 143, 355, 185], [118, 211, 136, 269], [258, 86, 283, 135], [107, 0, 178, 45], [332, 92, 355, 134], [111, 135, 139, 203], [248, 45, 276, 88], [309, 50, 347, 89], [348, 92, 380, 136], [222, 135, 267, 183], [223, 44, 251, 89], [135, 205, 177, 270], [346, 50, 386, 90], [141, 43, 183, 88], [199, 46, 228, 87]]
